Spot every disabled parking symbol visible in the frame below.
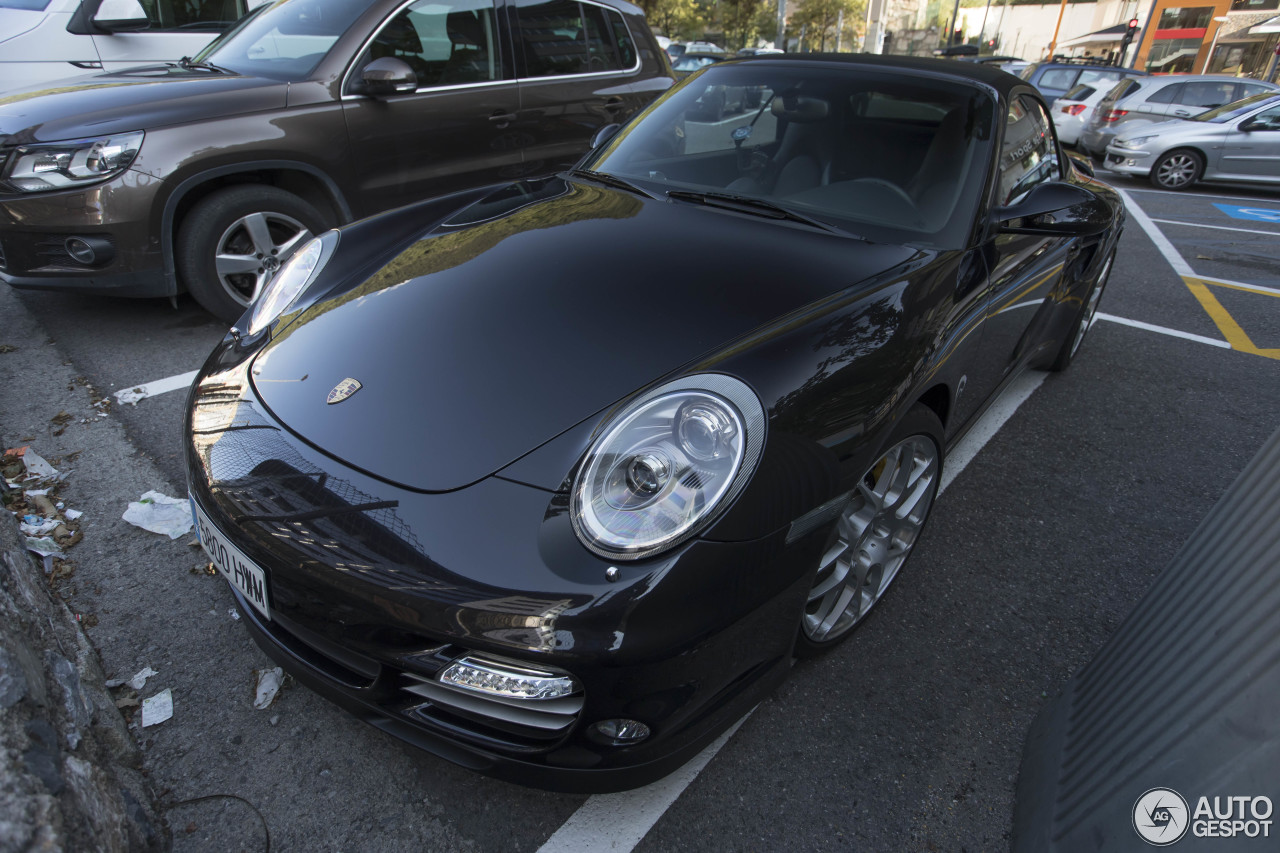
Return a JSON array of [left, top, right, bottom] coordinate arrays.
[[1212, 203, 1280, 223]]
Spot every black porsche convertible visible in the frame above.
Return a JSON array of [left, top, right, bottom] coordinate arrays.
[[185, 53, 1124, 792]]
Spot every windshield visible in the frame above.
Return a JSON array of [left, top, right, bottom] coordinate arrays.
[[1193, 92, 1280, 123], [0, 0, 52, 8], [585, 63, 996, 248], [197, 0, 371, 81]]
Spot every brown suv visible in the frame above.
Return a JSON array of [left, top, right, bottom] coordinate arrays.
[[0, 0, 672, 320]]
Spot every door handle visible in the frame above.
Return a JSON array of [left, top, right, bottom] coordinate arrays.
[[489, 111, 517, 126], [603, 97, 624, 113], [1173, 109, 1191, 117]]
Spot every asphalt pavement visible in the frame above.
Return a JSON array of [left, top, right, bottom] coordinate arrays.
[[1, 175, 1277, 852]]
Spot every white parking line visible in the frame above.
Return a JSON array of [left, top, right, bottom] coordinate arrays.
[[113, 370, 199, 405], [939, 371, 1045, 496], [1124, 187, 1280, 204], [1189, 277, 1280, 298], [537, 715, 752, 853], [1150, 218, 1280, 238], [1115, 187, 1193, 277], [1096, 313, 1230, 348]]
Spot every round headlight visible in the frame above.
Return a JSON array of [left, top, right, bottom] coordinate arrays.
[[246, 229, 339, 335], [571, 375, 765, 560]]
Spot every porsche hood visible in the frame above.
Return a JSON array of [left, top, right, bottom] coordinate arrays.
[[250, 179, 916, 492]]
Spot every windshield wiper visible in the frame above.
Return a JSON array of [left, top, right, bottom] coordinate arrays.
[[666, 189, 843, 234], [569, 169, 656, 199], [176, 56, 231, 73]]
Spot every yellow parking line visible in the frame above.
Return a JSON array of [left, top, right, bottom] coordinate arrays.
[[1183, 277, 1280, 361]]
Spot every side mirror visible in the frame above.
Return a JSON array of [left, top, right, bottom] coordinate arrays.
[[358, 57, 417, 96], [93, 0, 149, 32], [994, 181, 1112, 237], [1065, 150, 1095, 178], [590, 123, 621, 149]]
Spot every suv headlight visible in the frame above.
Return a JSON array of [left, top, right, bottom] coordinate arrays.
[[571, 374, 765, 560], [2, 132, 144, 193]]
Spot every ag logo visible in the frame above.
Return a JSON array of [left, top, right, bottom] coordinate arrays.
[[1134, 788, 1190, 846]]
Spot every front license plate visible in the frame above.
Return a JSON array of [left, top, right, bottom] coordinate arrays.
[[191, 497, 271, 620]]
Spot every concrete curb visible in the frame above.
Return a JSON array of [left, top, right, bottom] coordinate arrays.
[[0, 501, 166, 852]]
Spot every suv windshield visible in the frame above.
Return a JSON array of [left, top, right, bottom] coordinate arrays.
[[1193, 92, 1280, 123], [587, 64, 995, 248], [197, 0, 371, 81]]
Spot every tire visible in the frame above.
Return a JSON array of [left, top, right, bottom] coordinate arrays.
[[177, 185, 330, 323], [794, 404, 944, 658], [1047, 249, 1114, 372], [1149, 149, 1203, 191]]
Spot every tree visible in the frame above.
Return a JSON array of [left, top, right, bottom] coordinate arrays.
[[790, 0, 864, 51], [722, 0, 769, 51], [638, 0, 702, 40]]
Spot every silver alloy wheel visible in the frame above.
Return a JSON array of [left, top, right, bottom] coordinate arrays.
[[1154, 152, 1198, 189], [1071, 253, 1112, 357], [213, 211, 313, 308], [802, 435, 939, 643]]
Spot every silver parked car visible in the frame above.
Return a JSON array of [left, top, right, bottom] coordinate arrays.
[[1079, 75, 1279, 158], [1053, 82, 1111, 147], [1103, 92, 1280, 190]]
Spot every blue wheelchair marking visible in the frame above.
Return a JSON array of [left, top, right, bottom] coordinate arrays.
[[1212, 203, 1280, 223]]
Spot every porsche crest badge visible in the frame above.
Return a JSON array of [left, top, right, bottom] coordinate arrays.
[[327, 378, 363, 404]]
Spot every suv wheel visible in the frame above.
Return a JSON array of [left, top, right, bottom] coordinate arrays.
[[1150, 149, 1203, 191], [177, 185, 331, 323]]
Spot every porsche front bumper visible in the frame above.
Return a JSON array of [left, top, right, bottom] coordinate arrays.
[[184, 339, 817, 792]]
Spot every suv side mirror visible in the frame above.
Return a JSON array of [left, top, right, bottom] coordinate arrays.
[[994, 182, 1112, 237], [92, 0, 149, 32], [358, 58, 418, 96]]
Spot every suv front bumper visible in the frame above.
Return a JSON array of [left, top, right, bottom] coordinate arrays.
[[0, 169, 171, 298]]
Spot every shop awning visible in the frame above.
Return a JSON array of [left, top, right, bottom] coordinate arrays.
[[1250, 15, 1280, 34]]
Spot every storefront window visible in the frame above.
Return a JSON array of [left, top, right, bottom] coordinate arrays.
[[1207, 42, 1262, 73], [1230, 0, 1278, 11], [1157, 6, 1213, 28], [1146, 37, 1204, 71]]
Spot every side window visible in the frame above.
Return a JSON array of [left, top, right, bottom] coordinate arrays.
[[608, 9, 635, 69], [364, 0, 503, 87], [997, 96, 1060, 207], [1038, 68, 1078, 92], [1247, 105, 1280, 130], [1063, 84, 1095, 102], [137, 0, 249, 30], [1108, 79, 1140, 102], [1146, 83, 1183, 104], [1179, 81, 1237, 108], [515, 0, 629, 77], [1077, 69, 1120, 88], [1237, 82, 1270, 100]]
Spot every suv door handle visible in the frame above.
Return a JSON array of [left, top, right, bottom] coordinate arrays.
[[603, 97, 624, 113], [1173, 109, 1191, 116], [489, 111, 517, 126]]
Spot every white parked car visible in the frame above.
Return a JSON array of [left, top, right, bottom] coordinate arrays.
[[0, 0, 265, 93], [1052, 82, 1111, 147]]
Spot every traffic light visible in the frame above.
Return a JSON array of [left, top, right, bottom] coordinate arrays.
[[1120, 17, 1139, 54]]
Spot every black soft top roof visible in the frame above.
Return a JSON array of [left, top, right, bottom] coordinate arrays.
[[740, 52, 1029, 97]]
